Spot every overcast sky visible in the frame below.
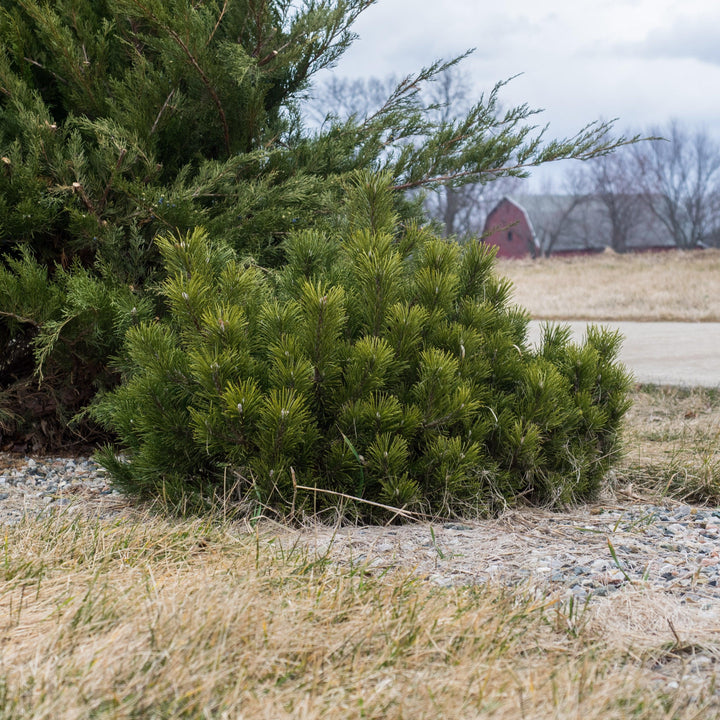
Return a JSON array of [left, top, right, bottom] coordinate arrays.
[[318, 0, 720, 186]]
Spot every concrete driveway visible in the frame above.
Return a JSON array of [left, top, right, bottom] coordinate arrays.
[[528, 321, 720, 388]]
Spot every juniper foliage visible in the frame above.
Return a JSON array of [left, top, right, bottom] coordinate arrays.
[[94, 173, 632, 519], [0, 0, 637, 448]]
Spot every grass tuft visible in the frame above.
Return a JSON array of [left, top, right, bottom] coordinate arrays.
[[618, 385, 720, 503]]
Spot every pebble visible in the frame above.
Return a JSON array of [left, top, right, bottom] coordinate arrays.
[[535, 505, 720, 602], [313, 501, 720, 619]]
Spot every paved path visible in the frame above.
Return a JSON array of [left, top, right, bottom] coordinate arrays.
[[528, 321, 720, 388]]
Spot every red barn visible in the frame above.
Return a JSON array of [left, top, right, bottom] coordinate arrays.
[[482, 197, 540, 258], [482, 195, 677, 258]]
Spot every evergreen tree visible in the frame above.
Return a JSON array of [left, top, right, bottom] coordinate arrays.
[[0, 0, 634, 448], [94, 173, 633, 520]]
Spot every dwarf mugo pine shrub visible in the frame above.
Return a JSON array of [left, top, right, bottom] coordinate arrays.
[[93, 175, 632, 519]]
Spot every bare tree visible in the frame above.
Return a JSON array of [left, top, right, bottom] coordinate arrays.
[[420, 67, 523, 238], [306, 75, 397, 126], [558, 122, 720, 252], [569, 149, 644, 253], [634, 121, 720, 249]]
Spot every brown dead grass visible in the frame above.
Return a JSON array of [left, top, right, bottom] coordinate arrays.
[[497, 248, 720, 322], [619, 385, 720, 503], [1, 510, 716, 719]]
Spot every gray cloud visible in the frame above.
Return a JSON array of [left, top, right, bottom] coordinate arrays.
[[325, 0, 720, 159], [631, 15, 720, 66]]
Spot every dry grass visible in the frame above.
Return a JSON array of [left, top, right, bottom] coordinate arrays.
[[497, 249, 720, 321], [618, 385, 720, 503], [1, 510, 716, 719]]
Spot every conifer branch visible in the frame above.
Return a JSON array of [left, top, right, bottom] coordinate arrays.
[[72, 182, 96, 213], [19, 3, 100, 110], [393, 169, 494, 191], [206, 0, 229, 46], [98, 148, 127, 212], [150, 89, 176, 136], [166, 32, 231, 156], [391, 139, 637, 191], [23, 57, 69, 86], [258, 48, 281, 67], [0, 310, 39, 326], [127, 0, 231, 156]]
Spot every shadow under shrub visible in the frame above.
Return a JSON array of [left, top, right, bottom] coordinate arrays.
[[93, 174, 633, 520]]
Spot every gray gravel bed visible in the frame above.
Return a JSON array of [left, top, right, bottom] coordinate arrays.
[[0, 453, 129, 524], [450, 503, 720, 605], [3, 453, 720, 607], [304, 503, 720, 609]]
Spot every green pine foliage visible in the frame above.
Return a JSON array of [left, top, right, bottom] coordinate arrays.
[[0, 0, 637, 447], [94, 174, 633, 520]]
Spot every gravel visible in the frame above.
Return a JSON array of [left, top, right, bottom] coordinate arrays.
[[3, 452, 720, 605], [504, 504, 720, 605], [0, 453, 130, 525]]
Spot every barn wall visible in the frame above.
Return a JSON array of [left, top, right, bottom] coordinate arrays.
[[482, 200, 534, 258]]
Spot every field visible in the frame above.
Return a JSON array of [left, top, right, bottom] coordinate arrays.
[[2, 252, 720, 718], [497, 248, 720, 322]]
